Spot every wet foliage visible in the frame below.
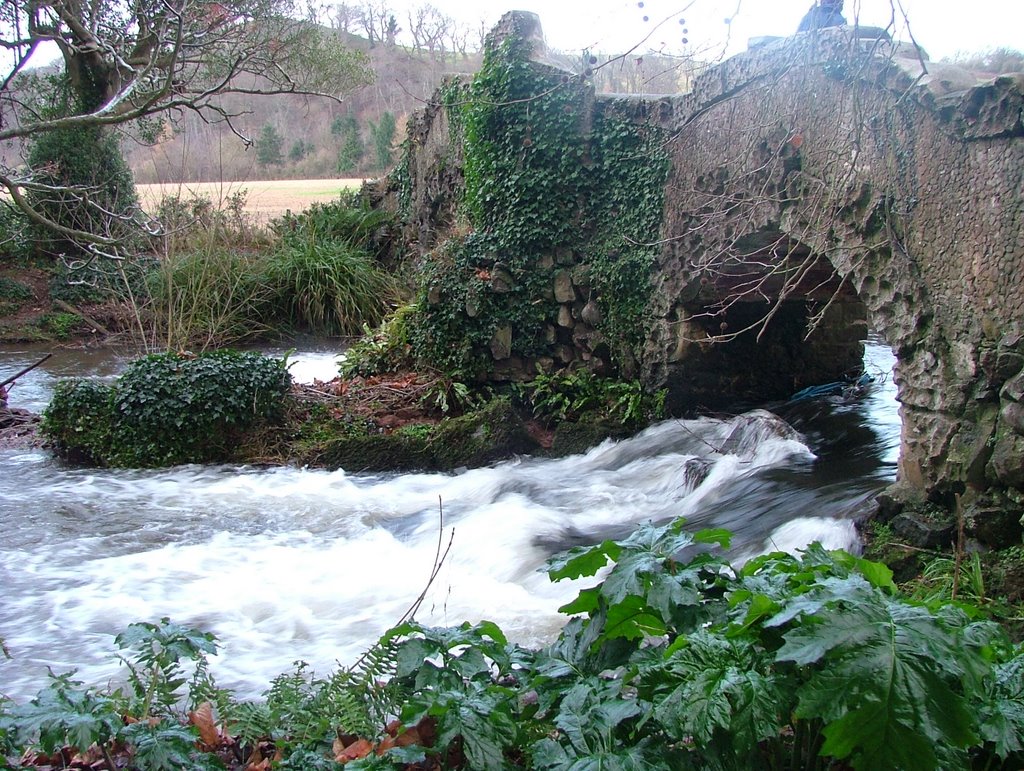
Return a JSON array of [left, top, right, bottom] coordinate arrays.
[[2, 522, 1022, 770], [41, 350, 291, 467]]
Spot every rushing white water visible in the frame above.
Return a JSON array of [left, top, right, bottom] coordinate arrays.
[[0, 342, 898, 703]]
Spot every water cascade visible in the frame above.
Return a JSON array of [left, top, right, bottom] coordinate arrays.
[[0, 342, 898, 702]]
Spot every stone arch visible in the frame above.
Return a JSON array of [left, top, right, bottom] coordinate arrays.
[[641, 27, 1024, 523]]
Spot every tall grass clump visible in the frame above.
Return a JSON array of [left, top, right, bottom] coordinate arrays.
[[265, 196, 396, 336], [143, 191, 395, 348], [264, 239, 394, 335], [149, 248, 274, 351], [142, 191, 274, 351]]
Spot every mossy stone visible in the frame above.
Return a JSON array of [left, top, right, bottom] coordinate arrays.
[[320, 433, 435, 473], [548, 413, 636, 457], [432, 397, 536, 468]]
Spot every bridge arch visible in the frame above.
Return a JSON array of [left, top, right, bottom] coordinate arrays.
[[643, 29, 1024, 519]]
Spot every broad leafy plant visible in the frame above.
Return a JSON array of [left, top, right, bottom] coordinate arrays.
[[515, 368, 667, 427], [2, 523, 1022, 769], [376, 520, 1024, 770]]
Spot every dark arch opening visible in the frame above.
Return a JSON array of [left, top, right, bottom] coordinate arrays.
[[662, 229, 869, 414]]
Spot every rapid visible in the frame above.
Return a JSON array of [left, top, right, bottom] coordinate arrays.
[[0, 340, 898, 702]]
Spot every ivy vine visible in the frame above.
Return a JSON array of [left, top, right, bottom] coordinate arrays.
[[408, 26, 669, 377]]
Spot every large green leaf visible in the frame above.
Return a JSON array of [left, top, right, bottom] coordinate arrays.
[[779, 595, 977, 769], [548, 540, 621, 582], [975, 649, 1024, 759]]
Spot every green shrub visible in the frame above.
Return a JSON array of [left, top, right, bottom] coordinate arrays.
[[515, 369, 666, 427], [112, 350, 291, 466], [0, 276, 33, 315], [41, 379, 116, 464], [41, 311, 82, 339], [262, 197, 397, 336], [339, 303, 417, 377], [0, 277, 34, 303], [27, 124, 138, 258], [0, 204, 32, 262], [47, 254, 155, 306], [151, 190, 267, 257], [378, 522, 1024, 771], [43, 351, 291, 467]]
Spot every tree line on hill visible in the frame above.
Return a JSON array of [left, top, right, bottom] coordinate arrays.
[[123, 2, 704, 184]]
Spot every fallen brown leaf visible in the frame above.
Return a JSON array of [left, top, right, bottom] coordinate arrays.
[[189, 701, 220, 748], [335, 737, 373, 763]]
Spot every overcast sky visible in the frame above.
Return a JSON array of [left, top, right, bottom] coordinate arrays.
[[396, 0, 1022, 62], [16, 0, 1021, 70]]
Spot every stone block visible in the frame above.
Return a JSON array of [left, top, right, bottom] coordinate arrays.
[[490, 324, 513, 360], [555, 344, 575, 364], [1001, 369, 1024, 403], [1002, 402, 1024, 435], [891, 512, 955, 549], [553, 270, 576, 303], [555, 246, 574, 265], [557, 304, 575, 328], [988, 431, 1024, 488]]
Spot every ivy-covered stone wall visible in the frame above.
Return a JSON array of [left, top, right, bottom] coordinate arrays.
[[382, 11, 669, 381]]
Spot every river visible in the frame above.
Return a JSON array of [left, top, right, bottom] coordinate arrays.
[[0, 340, 898, 703]]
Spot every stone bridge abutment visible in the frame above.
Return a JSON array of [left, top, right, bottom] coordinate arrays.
[[638, 29, 1023, 529]]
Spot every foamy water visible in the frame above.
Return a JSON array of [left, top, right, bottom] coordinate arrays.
[[0, 342, 897, 702]]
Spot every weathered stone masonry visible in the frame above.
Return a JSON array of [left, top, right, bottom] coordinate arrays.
[[382, 12, 1024, 529]]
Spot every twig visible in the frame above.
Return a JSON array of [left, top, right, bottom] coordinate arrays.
[[397, 496, 455, 627], [952, 494, 964, 601], [346, 497, 454, 674]]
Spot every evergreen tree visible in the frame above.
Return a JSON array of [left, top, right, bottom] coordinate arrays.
[[336, 114, 365, 173], [27, 76, 137, 257], [288, 139, 314, 162], [256, 124, 285, 166], [368, 111, 396, 171]]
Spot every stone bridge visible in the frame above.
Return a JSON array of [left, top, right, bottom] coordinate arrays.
[[383, 12, 1024, 531]]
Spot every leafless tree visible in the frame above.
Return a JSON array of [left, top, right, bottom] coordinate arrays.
[[332, 2, 359, 34]]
